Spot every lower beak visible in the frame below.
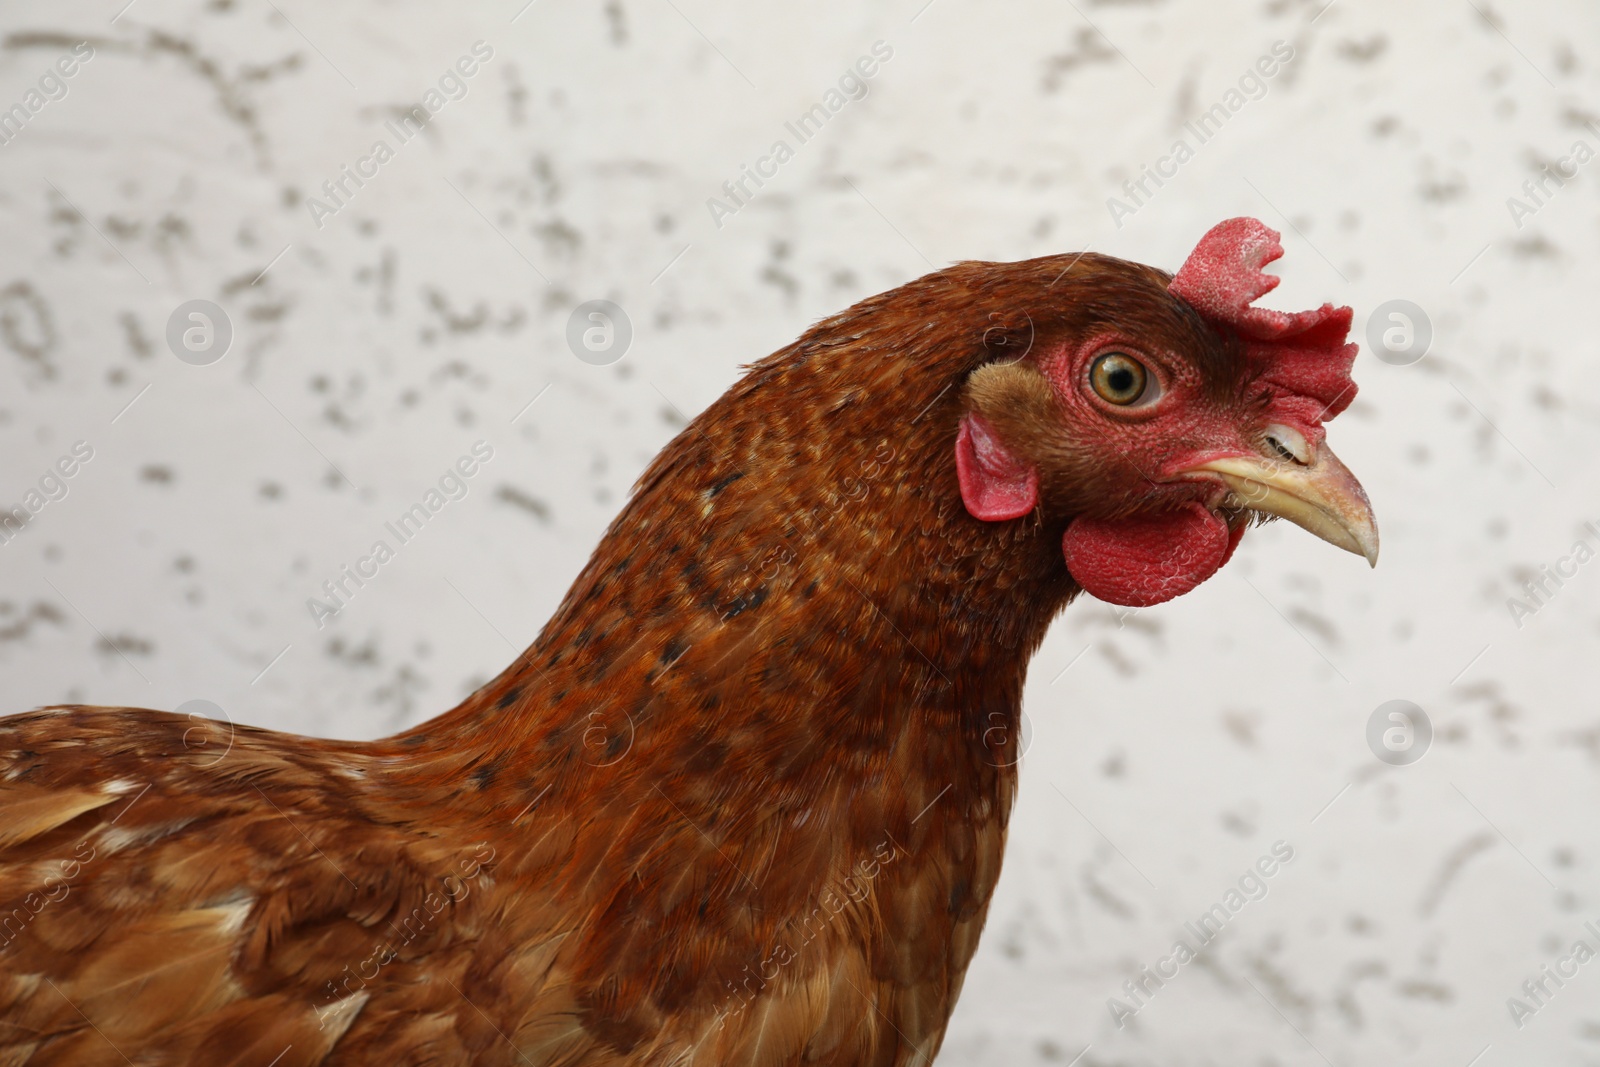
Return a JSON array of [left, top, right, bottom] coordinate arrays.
[[1182, 442, 1379, 565]]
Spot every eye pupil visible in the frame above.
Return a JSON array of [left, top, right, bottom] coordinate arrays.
[[1089, 353, 1149, 406]]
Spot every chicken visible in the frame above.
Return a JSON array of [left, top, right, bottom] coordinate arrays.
[[0, 217, 1376, 1066]]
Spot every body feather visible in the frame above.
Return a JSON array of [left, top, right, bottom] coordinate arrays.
[[1, 248, 1322, 1063]]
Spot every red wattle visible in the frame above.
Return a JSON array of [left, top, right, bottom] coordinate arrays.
[[1061, 503, 1233, 607]]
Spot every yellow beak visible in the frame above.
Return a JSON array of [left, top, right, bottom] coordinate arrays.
[[1183, 435, 1379, 566]]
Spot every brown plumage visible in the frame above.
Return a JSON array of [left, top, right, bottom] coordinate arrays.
[[0, 219, 1375, 1065]]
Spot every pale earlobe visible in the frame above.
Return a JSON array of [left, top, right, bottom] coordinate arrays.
[[955, 414, 1039, 521]]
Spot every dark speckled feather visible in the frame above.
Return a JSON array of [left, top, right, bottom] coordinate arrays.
[[0, 252, 1249, 1065]]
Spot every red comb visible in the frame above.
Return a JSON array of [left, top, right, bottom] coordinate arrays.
[[1169, 217, 1358, 429]]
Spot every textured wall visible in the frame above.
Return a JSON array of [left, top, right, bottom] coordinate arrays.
[[1, 0, 1597, 1062]]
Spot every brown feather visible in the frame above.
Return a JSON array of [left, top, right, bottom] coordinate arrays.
[[0, 250, 1265, 1064]]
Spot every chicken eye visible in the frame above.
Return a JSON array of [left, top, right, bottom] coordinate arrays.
[[1088, 353, 1148, 406]]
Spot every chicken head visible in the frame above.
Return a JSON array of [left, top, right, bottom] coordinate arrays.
[[955, 217, 1377, 607]]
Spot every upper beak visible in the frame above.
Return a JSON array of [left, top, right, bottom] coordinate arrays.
[[1181, 434, 1379, 566]]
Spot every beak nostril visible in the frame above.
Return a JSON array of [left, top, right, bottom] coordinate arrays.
[[1181, 441, 1379, 565]]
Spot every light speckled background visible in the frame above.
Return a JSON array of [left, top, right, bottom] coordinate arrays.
[[2, 0, 1598, 1062]]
